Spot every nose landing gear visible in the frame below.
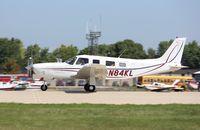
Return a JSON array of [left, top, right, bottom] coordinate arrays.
[[41, 84, 48, 91]]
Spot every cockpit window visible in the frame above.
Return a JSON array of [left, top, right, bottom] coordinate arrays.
[[76, 58, 89, 65], [66, 57, 77, 65]]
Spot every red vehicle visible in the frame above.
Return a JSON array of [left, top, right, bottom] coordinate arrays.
[[0, 76, 12, 82]]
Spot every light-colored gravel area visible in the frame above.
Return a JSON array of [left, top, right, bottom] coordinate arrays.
[[0, 90, 200, 104]]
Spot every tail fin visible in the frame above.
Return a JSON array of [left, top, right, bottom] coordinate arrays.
[[158, 37, 186, 64], [172, 79, 180, 86]]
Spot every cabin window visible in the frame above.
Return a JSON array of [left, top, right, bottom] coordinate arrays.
[[93, 59, 100, 64], [66, 57, 77, 65], [119, 63, 126, 67], [106, 61, 115, 66], [76, 58, 89, 65]]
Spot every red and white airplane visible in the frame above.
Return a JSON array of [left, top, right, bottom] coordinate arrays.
[[188, 81, 199, 90], [144, 79, 181, 91], [27, 37, 186, 92]]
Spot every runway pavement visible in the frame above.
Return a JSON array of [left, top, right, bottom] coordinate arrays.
[[0, 90, 200, 104]]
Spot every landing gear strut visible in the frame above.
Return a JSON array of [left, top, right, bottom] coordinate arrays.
[[84, 83, 96, 92]]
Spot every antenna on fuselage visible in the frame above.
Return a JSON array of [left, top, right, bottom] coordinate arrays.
[[118, 49, 126, 58]]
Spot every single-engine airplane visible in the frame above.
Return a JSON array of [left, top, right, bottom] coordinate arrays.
[[26, 37, 186, 92], [144, 79, 181, 91]]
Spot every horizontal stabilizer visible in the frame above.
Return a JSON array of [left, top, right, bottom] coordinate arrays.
[[169, 64, 189, 68]]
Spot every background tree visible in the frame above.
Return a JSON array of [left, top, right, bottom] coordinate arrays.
[[182, 41, 200, 68], [97, 44, 111, 56], [24, 44, 41, 64], [53, 44, 78, 61], [147, 48, 157, 58], [104, 44, 117, 57], [79, 44, 114, 56], [78, 47, 89, 55], [112, 39, 146, 59], [39, 48, 49, 62], [3, 58, 20, 74], [79, 40, 147, 59], [0, 38, 24, 72]]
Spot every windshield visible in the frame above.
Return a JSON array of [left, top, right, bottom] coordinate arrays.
[[65, 57, 77, 65]]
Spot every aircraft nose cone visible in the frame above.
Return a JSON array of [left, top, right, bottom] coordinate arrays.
[[25, 64, 40, 73], [25, 64, 39, 70], [32, 64, 42, 69], [31, 64, 44, 75]]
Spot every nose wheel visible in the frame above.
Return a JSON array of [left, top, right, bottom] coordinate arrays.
[[41, 84, 48, 91], [84, 83, 96, 92]]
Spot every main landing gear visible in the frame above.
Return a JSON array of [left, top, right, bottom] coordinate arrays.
[[84, 83, 96, 92]]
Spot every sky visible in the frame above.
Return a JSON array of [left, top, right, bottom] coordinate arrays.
[[0, 0, 199, 51]]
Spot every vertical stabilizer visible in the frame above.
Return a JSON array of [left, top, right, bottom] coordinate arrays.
[[158, 37, 186, 64]]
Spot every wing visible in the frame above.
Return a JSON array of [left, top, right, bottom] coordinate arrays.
[[75, 64, 107, 80], [145, 86, 172, 91]]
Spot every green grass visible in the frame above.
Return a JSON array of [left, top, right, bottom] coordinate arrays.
[[0, 104, 200, 130]]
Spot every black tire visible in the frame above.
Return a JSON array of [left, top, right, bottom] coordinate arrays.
[[88, 85, 96, 92], [84, 84, 89, 92], [41, 85, 48, 91]]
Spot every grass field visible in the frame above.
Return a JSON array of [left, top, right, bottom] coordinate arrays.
[[0, 104, 200, 130]]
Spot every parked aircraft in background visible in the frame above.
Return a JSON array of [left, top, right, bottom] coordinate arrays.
[[0, 82, 16, 90], [144, 79, 182, 91], [188, 81, 199, 90], [0, 81, 27, 91], [26, 37, 186, 92]]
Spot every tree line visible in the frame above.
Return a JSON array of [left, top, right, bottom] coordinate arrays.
[[0, 37, 200, 74]]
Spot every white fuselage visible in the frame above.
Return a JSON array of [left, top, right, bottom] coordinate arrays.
[[32, 55, 178, 80]]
